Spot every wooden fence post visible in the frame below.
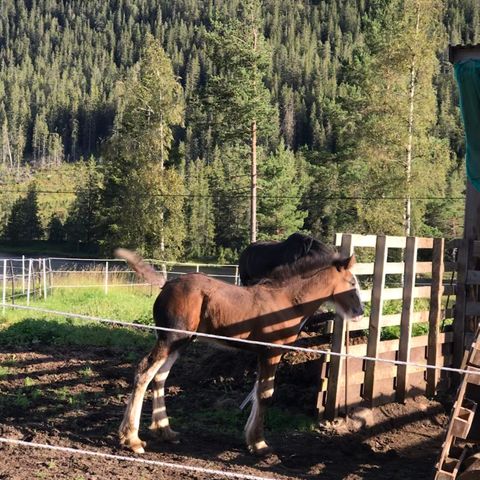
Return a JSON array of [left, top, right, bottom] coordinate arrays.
[[396, 236, 418, 403], [2, 259, 6, 315], [324, 233, 353, 420], [426, 238, 445, 397], [104, 261, 109, 294], [363, 235, 388, 405], [27, 259, 33, 305], [235, 265, 239, 285]]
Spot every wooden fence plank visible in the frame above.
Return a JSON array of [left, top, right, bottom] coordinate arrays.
[[324, 233, 353, 420], [466, 302, 480, 316], [466, 270, 480, 285], [345, 310, 430, 332], [416, 238, 434, 249], [353, 262, 431, 275], [455, 239, 468, 369], [427, 238, 445, 397], [359, 286, 430, 302], [363, 235, 388, 404], [396, 236, 418, 403]]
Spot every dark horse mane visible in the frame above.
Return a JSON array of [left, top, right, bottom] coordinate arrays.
[[238, 232, 338, 286]]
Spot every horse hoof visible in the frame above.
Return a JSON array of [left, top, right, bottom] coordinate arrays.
[[151, 426, 180, 443], [119, 432, 147, 453], [249, 441, 273, 457]]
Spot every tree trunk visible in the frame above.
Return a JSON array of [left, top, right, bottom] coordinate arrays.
[[250, 20, 258, 244], [404, 7, 420, 236], [159, 120, 165, 253], [250, 119, 257, 243]]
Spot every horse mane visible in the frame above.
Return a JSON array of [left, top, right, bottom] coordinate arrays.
[[253, 233, 338, 286]]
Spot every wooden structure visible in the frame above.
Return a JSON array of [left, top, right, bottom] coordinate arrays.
[[317, 233, 453, 419], [435, 327, 480, 480], [450, 44, 480, 369]]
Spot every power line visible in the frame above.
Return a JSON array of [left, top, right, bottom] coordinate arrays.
[[0, 189, 466, 201]]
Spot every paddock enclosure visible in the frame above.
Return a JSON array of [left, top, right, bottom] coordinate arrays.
[[0, 232, 474, 479]]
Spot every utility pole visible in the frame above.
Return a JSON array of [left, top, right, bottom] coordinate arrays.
[[404, 7, 420, 236], [250, 17, 258, 244]]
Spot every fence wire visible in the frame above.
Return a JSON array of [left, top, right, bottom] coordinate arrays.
[[1, 303, 477, 378], [0, 437, 277, 480]]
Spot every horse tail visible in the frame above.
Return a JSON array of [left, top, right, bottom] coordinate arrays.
[[115, 248, 166, 287]]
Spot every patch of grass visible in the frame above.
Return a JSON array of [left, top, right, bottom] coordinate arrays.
[[0, 365, 10, 378], [173, 406, 315, 435], [79, 366, 94, 378], [52, 387, 86, 407], [24, 376, 36, 387], [2, 284, 154, 325], [0, 317, 155, 351], [0, 282, 158, 351], [12, 392, 31, 409]]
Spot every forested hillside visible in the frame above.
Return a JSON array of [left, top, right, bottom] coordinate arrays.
[[0, 0, 478, 259]]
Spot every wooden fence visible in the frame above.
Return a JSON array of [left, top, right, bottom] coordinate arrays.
[[317, 233, 455, 420]]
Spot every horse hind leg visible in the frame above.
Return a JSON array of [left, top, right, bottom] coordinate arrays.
[[244, 354, 280, 455], [119, 341, 171, 453], [150, 349, 180, 442]]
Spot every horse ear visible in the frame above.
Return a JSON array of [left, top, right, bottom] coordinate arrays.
[[303, 236, 314, 255], [333, 255, 356, 271], [346, 255, 356, 270]]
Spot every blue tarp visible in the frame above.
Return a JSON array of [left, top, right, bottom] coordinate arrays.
[[455, 59, 480, 191]]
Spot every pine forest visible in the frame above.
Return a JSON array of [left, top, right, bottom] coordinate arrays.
[[0, 0, 478, 260]]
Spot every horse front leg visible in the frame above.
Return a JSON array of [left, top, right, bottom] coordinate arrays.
[[119, 341, 169, 453], [245, 353, 281, 455]]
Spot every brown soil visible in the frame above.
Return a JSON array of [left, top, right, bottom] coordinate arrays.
[[0, 344, 448, 480]]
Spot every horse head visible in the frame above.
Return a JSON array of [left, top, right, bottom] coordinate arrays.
[[331, 255, 364, 322]]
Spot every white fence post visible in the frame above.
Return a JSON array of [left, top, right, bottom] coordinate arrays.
[[22, 255, 25, 293], [48, 258, 53, 293], [196, 264, 200, 273], [27, 259, 33, 305], [42, 259, 47, 300], [2, 259, 6, 315], [234, 265, 239, 286], [104, 261, 109, 294], [162, 263, 167, 281]]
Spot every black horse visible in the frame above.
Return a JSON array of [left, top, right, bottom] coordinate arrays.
[[238, 232, 334, 286], [238, 232, 337, 330]]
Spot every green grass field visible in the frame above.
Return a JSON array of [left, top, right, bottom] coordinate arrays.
[[0, 285, 156, 353]]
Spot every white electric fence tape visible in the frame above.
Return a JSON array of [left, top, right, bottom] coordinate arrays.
[[2, 303, 478, 378], [0, 437, 278, 480]]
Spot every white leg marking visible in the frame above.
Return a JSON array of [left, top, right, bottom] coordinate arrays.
[[254, 441, 268, 450], [263, 387, 274, 399], [245, 382, 260, 446], [151, 351, 179, 428]]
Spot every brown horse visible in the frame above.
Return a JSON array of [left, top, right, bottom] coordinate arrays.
[[115, 246, 363, 456]]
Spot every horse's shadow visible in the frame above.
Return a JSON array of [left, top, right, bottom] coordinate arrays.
[[0, 321, 446, 479]]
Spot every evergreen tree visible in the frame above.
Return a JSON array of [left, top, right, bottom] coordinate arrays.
[[185, 158, 216, 259], [257, 142, 309, 239], [205, 0, 276, 242], [65, 159, 103, 248], [47, 215, 66, 242], [100, 34, 186, 258], [4, 184, 43, 241]]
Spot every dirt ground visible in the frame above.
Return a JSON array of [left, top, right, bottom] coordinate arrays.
[[0, 343, 449, 480]]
